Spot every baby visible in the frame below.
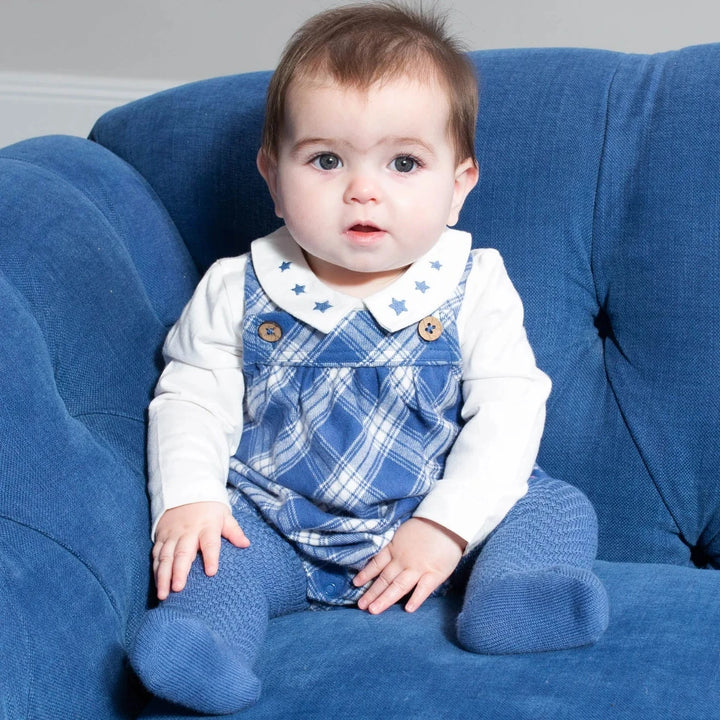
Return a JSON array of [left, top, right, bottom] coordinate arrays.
[[130, 2, 609, 714]]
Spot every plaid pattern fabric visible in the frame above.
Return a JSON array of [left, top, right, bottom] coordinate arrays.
[[229, 256, 471, 604]]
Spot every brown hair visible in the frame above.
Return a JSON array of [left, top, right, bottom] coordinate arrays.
[[260, 1, 478, 166]]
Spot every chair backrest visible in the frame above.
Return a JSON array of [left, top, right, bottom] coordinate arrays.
[[89, 46, 720, 568]]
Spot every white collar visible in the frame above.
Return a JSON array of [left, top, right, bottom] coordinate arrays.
[[250, 225, 471, 334]]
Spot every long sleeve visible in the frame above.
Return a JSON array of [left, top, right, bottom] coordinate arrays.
[[147, 255, 249, 539], [413, 249, 551, 550]]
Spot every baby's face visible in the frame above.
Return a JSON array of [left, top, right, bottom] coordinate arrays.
[[258, 73, 477, 296]]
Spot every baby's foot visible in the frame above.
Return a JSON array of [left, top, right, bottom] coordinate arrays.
[[130, 607, 261, 714], [456, 565, 609, 654]]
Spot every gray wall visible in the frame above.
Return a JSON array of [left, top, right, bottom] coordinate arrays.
[[3, 0, 720, 83], [1, 0, 718, 147]]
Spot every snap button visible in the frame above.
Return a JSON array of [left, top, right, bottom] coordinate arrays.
[[418, 316, 443, 341], [258, 321, 282, 342]]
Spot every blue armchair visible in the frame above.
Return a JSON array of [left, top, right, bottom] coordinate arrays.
[[1, 44, 719, 719]]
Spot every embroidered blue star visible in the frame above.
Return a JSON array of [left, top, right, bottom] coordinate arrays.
[[430, 260, 443, 271], [279, 261, 292, 272], [415, 280, 430, 294], [389, 298, 407, 316], [292, 284, 306, 295], [314, 300, 332, 313]]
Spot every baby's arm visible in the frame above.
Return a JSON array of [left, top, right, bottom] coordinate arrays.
[[353, 517, 466, 614], [413, 248, 551, 549], [356, 250, 551, 614], [153, 501, 249, 600], [148, 257, 250, 599]]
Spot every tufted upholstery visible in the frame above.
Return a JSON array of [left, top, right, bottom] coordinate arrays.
[[0, 136, 198, 718], [1, 45, 719, 719]]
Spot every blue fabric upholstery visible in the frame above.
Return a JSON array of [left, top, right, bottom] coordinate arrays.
[[1, 45, 719, 719]]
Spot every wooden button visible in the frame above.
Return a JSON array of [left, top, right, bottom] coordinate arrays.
[[258, 321, 282, 342], [418, 316, 443, 341]]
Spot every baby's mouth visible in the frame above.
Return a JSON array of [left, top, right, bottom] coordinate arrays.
[[349, 223, 381, 233], [345, 224, 386, 246]]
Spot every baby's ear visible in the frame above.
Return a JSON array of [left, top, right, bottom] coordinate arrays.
[[256, 149, 284, 219], [447, 158, 479, 227]]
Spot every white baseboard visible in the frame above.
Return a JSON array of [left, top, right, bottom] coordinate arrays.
[[0, 72, 175, 149]]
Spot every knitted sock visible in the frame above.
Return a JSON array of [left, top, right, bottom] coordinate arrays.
[[456, 470, 609, 654], [130, 496, 308, 714], [130, 603, 261, 714]]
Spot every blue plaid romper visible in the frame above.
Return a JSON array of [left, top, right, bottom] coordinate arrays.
[[228, 252, 472, 605]]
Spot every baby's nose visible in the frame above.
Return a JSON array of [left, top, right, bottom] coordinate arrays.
[[344, 173, 379, 204]]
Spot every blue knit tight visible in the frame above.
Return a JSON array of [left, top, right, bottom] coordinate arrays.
[[456, 469, 610, 654], [129, 494, 308, 715]]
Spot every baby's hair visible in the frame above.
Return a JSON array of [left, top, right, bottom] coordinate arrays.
[[260, 1, 478, 166]]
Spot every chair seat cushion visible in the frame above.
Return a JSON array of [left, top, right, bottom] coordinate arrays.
[[141, 560, 719, 720]]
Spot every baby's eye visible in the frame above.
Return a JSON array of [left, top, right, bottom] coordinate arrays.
[[312, 153, 342, 171], [392, 156, 420, 173]]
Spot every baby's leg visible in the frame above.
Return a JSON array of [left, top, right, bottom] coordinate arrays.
[[129, 494, 308, 714], [456, 468, 609, 654]]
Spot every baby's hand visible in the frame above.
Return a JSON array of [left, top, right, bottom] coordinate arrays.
[[152, 501, 249, 600], [353, 517, 466, 615]]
